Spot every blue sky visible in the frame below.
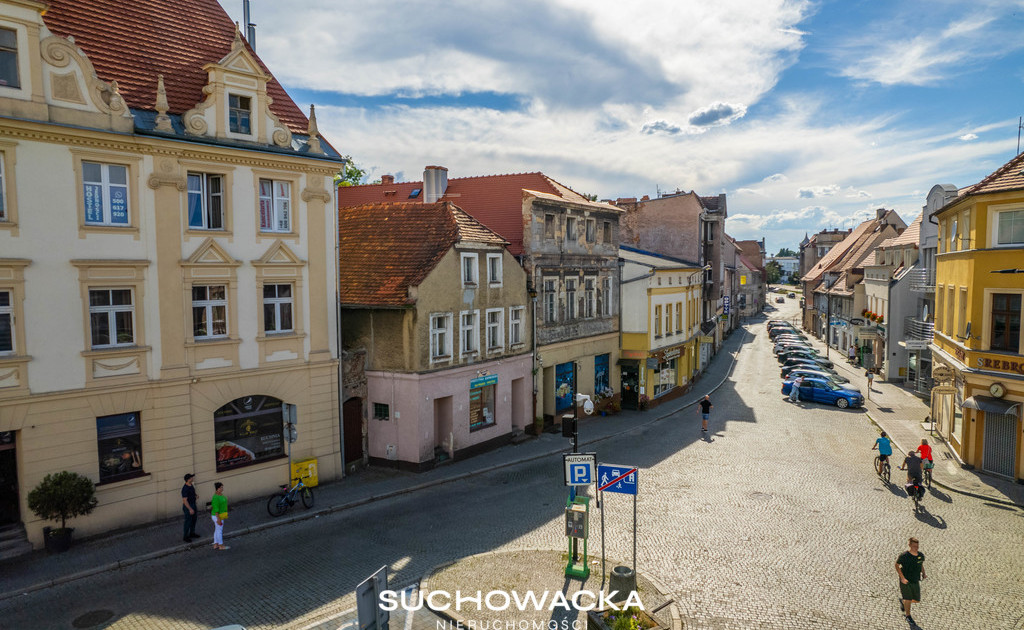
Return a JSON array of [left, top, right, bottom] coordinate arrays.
[[219, 0, 1024, 255]]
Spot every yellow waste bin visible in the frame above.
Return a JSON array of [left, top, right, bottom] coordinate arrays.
[[291, 458, 319, 487]]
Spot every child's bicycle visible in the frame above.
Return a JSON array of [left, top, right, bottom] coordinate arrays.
[[267, 477, 315, 517]]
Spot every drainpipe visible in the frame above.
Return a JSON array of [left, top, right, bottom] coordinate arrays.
[[334, 176, 345, 479]]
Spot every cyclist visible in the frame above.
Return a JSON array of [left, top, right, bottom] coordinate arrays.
[[900, 450, 924, 500], [918, 438, 934, 480], [872, 431, 892, 475]]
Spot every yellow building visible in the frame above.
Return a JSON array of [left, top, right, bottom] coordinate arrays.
[[0, 0, 343, 549], [619, 246, 703, 409], [931, 154, 1024, 481]]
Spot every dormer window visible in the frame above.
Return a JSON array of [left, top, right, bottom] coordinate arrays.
[[0, 28, 19, 89], [228, 94, 251, 134]]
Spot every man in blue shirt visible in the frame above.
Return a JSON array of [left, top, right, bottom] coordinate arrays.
[[872, 431, 892, 475]]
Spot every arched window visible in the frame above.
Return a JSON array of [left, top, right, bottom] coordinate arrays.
[[214, 395, 285, 471]]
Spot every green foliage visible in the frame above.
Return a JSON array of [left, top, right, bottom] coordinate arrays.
[[776, 247, 797, 257], [765, 260, 782, 284], [27, 471, 98, 530], [334, 155, 368, 187], [607, 606, 654, 630]]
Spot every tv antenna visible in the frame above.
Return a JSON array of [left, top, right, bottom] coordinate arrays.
[[1018, 116, 1023, 155]]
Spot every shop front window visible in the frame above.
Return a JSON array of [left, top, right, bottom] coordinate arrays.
[[469, 376, 497, 431], [653, 358, 677, 396], [555, 362, 574, 412], [594, 353, 610, 395], [214, 395, 285, 471], [97, 412, 143, 483]]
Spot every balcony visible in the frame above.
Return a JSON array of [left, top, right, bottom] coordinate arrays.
[[907, 267, 935, 293], [904, 316, 934, 342]]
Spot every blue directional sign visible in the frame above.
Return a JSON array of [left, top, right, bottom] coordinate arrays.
[[597, 464, 638, 495], [563, 453, 596, 486]]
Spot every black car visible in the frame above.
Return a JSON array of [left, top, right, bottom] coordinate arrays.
[[778, 349, 834, 368], [768, 327, 800, 340], [781, 357, 836, 374]]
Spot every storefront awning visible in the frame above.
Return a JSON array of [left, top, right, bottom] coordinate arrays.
[[961, 396, 1020, 417]]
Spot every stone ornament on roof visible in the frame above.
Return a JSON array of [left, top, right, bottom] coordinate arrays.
[[153, 75, 173, 133]]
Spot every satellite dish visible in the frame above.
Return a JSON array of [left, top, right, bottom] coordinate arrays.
[[583, 400, 595, 415]]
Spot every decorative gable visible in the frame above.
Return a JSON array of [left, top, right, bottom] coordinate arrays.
[[183, 238, 240, 267], [252, 240, 305, 268], [182, 27, 291, 148]]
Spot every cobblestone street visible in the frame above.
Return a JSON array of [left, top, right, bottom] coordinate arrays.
[[3, 307, 1023, 630]]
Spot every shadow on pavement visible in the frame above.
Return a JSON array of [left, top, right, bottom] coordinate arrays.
[[927, 486, 953, 504], [913, 508, 947, 529]]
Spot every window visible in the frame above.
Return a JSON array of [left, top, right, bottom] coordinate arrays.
[[258, 179, 291, 232], [544, 214, 555, 239], [0, 290, 11, 353], [990, 293, 1021, 352], [544, 279, 557, 323], [461, 310, 479, 354], [373, 402, 390, 420], [945, 287, 954, 335], [0, 27, 18, 89], [654, 305, 662, 337], [214, 396, 285, 471], [487, 254, 502, 286], [653, 358, 677, 395], [430, 313, 452, 360], [584, 278, 595, 318], [585, 219, 596, 243], [594, 353, 610, 393], [192, 285, 227, 340], [83, 162, 129, 226], [461, 253, 478, 286], [89, 289, 134, 348], [664, 303, 672, 336], [187, 173, 224, 230], [565, 216, 577, 245], [676, 301, 683, 332], [263, 284, 293, 334], [228, 94, 251, 134], [97, 412, 143, 483], [602, 277, 612, 317], [509, 307, 524, 345], [958, 288, 967, 338], [469, 379, 496, 431], [996, 209, 1024, 245], [603, 221, 612, 244], [565, 278, 577, 319], [486, 308, 503, 351]]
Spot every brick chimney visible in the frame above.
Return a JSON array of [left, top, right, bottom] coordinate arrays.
[[423, 165, 448, 203], [381, 174, 394, 185]]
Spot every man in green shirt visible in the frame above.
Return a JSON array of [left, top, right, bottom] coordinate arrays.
[[895, 537, 927, 623]]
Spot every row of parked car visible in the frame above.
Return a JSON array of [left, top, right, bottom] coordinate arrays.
[[767, 320, 865, 409]]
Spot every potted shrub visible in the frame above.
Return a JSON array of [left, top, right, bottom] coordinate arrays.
[[27, 471, 98, 553], [588, 605, 663, 630]]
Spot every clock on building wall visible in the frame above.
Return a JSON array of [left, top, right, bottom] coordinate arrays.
[[989, 382, 1006, 398]]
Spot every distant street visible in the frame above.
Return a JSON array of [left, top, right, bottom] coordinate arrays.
[[5, 299, 1024, 630]]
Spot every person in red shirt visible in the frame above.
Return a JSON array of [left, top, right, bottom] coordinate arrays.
[[918, 438, 934, 474]]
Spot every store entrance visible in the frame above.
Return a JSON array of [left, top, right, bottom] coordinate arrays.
[[620, 364, 639, 410], [0, 432, 18, 525]]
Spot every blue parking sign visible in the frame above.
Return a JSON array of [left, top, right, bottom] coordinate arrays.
[[563, 453, 596, 486]]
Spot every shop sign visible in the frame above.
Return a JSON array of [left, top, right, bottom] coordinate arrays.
[[975, 357, 1024, 375], [955, 347, 966, 362], [621, 349, 646, 359], [699, 336, 714, 343], [470, 374, 498, 388], [663, 348, 681, 360], [931, 365, 953, 381], [905, 340, 928, 350]]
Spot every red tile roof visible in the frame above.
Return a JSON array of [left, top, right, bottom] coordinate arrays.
[[338, 172, 595, 256], [41, 0, 308, 133], [338, 201, 508, 307], [962, 151, 1024, 197]]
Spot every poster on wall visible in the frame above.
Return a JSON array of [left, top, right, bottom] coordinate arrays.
[[97, 412, 143, 483], [214, 396, 285, 471], [555, 362, 574, 412], [594, 354, 610, 395]]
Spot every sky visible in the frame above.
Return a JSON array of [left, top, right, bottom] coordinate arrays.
[[219, 0, 1024, 255]]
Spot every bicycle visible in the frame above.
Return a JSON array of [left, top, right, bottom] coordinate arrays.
[[923, 461, 933, 488], [267, 477, 315, 517], [874, 455, 891, 483]]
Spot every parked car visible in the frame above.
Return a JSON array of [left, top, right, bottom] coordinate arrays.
[[774, 342, 818, 355], [781, 357, 839, 376], [786, 368, 854, 388], [788, 292, 796, 298], [775, 297, 785, 303], [782, 377, 863, 408], [778, 349, 834, 368], [768, 327, 799, 340], [772, 334, 808, 343]]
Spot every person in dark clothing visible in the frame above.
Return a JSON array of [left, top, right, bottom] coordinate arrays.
[[895, 537, 927, 623], [698, 395, 712, 433], [181, 473, 200, 542], [901, 450, 923, 486]]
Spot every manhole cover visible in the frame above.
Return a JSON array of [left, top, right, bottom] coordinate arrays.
[[72, 610, 115, 628]]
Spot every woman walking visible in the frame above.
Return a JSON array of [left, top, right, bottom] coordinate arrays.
[[211, 482, 229, 550]]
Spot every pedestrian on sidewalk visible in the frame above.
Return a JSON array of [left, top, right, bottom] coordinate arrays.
[[699, 395, 712, 433], [895, 537, 927, 624], [789, 376, 803, 403], [181, 473, 199, 542], [211, 482, 229, 550], [848, 344, 856, 363], [865, 369, 874, 391]]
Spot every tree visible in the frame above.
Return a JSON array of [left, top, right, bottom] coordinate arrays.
[[27, 471, 98, 531], [765, 260, 782, 284], [334, 155, 367, 187], [776, 247, 797, 257]]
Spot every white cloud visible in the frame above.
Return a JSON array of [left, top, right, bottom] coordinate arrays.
[[797, 184, 841, 198], [959, 133, 978, 141]]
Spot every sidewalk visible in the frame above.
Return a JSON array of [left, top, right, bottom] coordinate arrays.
[[825, 343, 1024, 509], [0, 326, 753, 602]]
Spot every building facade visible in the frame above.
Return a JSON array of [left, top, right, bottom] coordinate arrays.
[[618, 247, 702, 409], [0, 0, 343, 547], [930, 155, 1024, 481]]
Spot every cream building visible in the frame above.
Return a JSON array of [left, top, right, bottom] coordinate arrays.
[[0, 0, 343, 550]]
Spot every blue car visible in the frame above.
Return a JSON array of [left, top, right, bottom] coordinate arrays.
[[782, 377, 863, 409]]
